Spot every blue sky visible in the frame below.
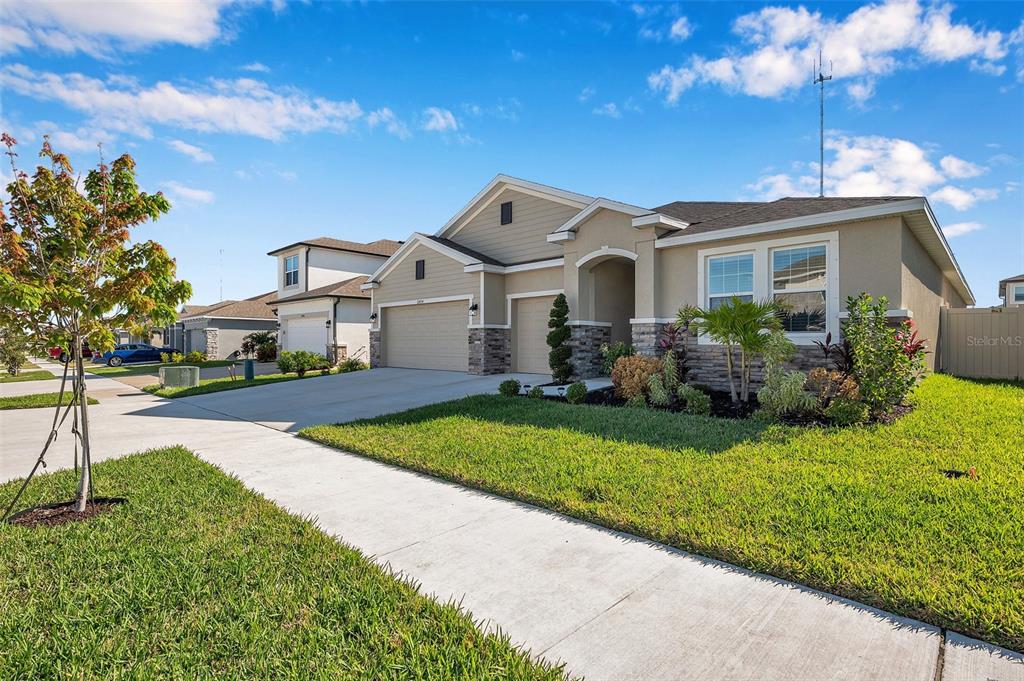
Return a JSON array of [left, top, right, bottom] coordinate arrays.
[[2, 0, 1022, 306]]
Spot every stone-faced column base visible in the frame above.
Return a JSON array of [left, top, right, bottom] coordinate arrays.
[[369, 329, 381, 368], [204, 328, 219, 360], [568, 324, 611, 379], [469, 327, 511, 375], [631, 322, 680, 357], [328, 344, 348, 365]]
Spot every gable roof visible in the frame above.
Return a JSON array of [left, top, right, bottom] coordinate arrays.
[[270, 276, 370, 305], [180, 291, 278, 320], [267, 237, 402, 257], [435, 174, 593, 239], [999, 273, 1024, 298], [426, 235, 506, 266], [652, 201, 763, 225]]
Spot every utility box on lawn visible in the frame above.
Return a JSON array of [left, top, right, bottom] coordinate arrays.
[[160, 365, 199, 389]]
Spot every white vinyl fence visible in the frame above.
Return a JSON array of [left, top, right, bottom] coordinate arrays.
[[938, 306, 1023, 380]]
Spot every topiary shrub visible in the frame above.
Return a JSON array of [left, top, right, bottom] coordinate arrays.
[[565, 381, 587, 404], [611, 355, 663, 400], [547, 293, 572, 383], [498, 379, 521, 397], [600, 341, 634, 376], [677, 383, 711, 415], [527, 385, 544, 399], [825, 397, 870, 426]]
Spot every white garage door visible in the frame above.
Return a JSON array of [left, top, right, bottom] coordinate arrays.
[[285, 317, 326, 354], [384, 301, 468, 371], [513, 296, 555, 374]]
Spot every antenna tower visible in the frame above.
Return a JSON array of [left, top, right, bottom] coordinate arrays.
[[813, 49, 832, 198]]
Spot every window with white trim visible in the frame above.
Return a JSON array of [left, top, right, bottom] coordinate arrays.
[[284, 254, 299, 287], [707, 253, 753, 309], [1014, 283, 1024, 303], [772, 244, 827, 332]]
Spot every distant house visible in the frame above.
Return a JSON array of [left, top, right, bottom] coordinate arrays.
[[998, 274, 1024, 307], [266, 237, 401, 362], [163, 293, 278, 359]]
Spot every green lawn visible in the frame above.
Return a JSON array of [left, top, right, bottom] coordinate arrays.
[[0, 392, 99, 410], [87, 360, 237, 376], [144, 370, 330, 398], [302, 374, 1024, 652], [0, 448, 565, 679], [0, 370, 54, 384]]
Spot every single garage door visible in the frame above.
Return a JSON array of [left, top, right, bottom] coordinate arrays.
[[513, 295, 556, 374], [384, 301, 468, 371], [285, 317, 327, 353]]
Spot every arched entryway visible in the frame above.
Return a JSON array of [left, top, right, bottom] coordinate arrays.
[[575, 248, 636, 346]]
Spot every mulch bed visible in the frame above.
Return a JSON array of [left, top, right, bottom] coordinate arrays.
[[7, 497, 125, 529]]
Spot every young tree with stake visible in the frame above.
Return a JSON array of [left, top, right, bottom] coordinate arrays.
[[0, 134, 191, 513]]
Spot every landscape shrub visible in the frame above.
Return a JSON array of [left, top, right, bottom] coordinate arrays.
[[546, 294, 572, 383], [527, 386, 544, 399], [600, 341, 634, 376], [241, 330, 277, 361], [805, 367, 860, 409], [647, 373, 670, 406], [171, 352, 184, 363], [282, 350, 329, 377], [611, 355, 663, 400], [337, 357, 368, 373], [276, 351, 295, 374], [159, 352, 170, 364], [624, 394, 647, 409], [184, 351, 206, 363], [844, 293, 926, 415], [825, 397, 870, 426], [676, 384, 711, 415], [498, 379, 521, 397], [255, 343, 277, 362], [565, 381, 587, 404], [757, 332, 815, 418]]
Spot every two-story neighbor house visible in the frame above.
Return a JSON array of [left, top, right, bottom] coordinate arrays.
[[999, 274, 1024, 307], [361, 175, 974, 382], [267, 237, 402, 361]]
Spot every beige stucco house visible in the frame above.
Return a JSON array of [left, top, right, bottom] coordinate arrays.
[[267, 237, 401, 362], [163, 293, 278, 360], [998, 274, 1024, 307], [362, 175, 974, 381]]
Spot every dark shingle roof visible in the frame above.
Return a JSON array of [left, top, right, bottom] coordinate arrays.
[[672, 196, 917, 236], [270, 276, 370, 305], [426, 235, 506, 266], [267, 237, 402, 257], [180, 291, 278, 320], [652, 201, 763, 225], [998, 273, 1024, 297]]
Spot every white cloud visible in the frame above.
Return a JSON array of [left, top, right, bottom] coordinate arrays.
[[669, 17, 693, 42], [939, 154, 984, 178], [0, 0, 244, 58], [592, 103, 621, 119], [511, 49, 526, 62], [33, 121, 115, 153], [162, 180, 214, 204], [0, 64, 364, 141], [649, 0, 1011, 104], [240, 62, 270, 73], [367, 107, 411, 140], [942, 221, 984, 237], [578, 86, 595, 103], [846, 79, 876, 105], [747, 133, 998, 212], [930, 185, 998, 210], [421, 107, 458, 132], [167, 139, 214, 163]]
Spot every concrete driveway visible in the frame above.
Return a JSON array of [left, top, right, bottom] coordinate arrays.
[[176, 367, 549, 431]]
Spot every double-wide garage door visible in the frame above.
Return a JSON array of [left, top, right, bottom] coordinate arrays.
[[384, 301, 468, 371]]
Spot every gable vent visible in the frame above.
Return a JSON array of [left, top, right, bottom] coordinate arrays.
[[500, 201, 512, 225]]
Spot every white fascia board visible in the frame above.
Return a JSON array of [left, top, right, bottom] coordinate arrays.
[[654, 198, 927, 249], [552, 197, 651, 234], [464, 257, 564, 274], [435, 174, 593, 238], [919, 198, 975, 305], [367, 232, 479, 283], [547, 231, 575, 242], [360, 282, 379, 290], [631, 213, 689, 230]]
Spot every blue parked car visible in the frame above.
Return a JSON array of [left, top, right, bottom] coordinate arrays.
[[99, 343, 177, 367]]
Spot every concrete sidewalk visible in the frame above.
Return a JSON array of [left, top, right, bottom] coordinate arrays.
[[1, 382, 1020, 680]]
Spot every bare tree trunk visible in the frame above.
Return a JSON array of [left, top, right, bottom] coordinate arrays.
[[740, 350, 749, 402], [726, 344, 738, 404], [73, 333, 92, 512]]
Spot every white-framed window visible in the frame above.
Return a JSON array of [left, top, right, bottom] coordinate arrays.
[[697, 232, 838, 344], [284, 254, 299, 287], [707, 253, 754, 309], [1013, 283, 1024, 304], [772, 244, 827, 333]]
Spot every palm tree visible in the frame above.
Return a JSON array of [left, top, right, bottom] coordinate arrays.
[[677, 297, 782, 403]]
